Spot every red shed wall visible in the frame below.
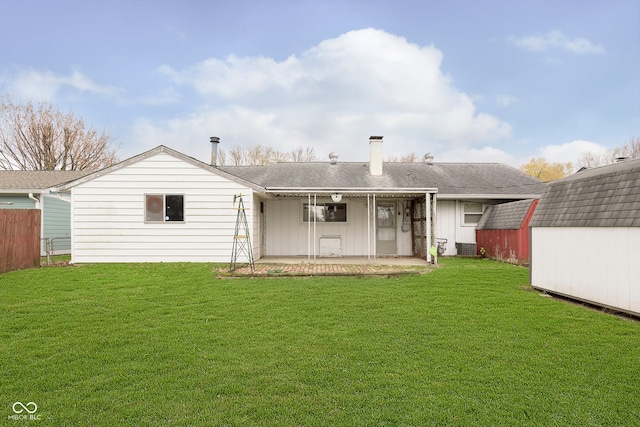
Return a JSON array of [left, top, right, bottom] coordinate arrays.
[[475, 200, 538, 265]]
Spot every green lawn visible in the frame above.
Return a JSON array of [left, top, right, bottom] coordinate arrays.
[[1, 258, 638, 426]]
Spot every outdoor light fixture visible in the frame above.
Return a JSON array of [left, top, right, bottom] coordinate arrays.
[[331, 193, 343, 202]]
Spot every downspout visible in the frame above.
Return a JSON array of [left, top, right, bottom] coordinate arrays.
[[29, 193, 44, 257], [28, 193, 40, 209]]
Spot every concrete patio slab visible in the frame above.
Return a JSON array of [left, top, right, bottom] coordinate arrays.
[[223, 256, 434, 277]]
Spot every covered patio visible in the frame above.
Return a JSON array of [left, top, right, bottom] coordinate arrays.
[[262, 189, 439, 263]]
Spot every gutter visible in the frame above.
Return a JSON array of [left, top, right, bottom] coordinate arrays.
[[436, 193, 541, 200], [266, 187, 438, 194]]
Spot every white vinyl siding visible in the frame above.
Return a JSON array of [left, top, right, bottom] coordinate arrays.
[[42, 194, 71, 239], [265, 198, 370, 256], [70, 152, 252, 263], [0, 195, 36, 209], [435, 200, 457, 256], [531, 227, 640, 316]]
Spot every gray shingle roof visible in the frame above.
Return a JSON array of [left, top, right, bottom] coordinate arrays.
[[529, 159, 640, 228], [219, 162, 545, 196], [0, 171, 91, 191], [477, 199, 537, 230]]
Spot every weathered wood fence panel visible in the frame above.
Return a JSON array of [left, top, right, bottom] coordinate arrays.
[[0, 209, 41, 273]]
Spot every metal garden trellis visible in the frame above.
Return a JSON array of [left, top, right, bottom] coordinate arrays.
[[229, 194, 254, 273]]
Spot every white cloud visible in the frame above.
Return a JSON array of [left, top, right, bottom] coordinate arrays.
[[9, 68, 122, 102], [539, 139, 608, 163], [149, 28, 511, 162], [509, 31, 605, 55], [135, 87, 181, 106], [496, 95, 518, 107]]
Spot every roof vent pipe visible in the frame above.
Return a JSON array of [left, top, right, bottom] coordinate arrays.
[[369, 136, 383, 176], [210, 136, 220, 166]]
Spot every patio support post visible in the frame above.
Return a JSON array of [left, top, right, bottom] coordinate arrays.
[[313, 193, 317, 260], [425, 193, 431, 263], [431, 192, 437, 265], [367, 194, 371, 260], [307, 193, 311, 261], [373, 193, 377, 259]]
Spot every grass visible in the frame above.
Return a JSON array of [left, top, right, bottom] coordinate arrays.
[[1, 258, 638, 426]]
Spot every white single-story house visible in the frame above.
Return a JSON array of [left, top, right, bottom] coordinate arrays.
[[530, 158, 640, 316], [0, 170, 89, 254], [57, 136, 544, 264]]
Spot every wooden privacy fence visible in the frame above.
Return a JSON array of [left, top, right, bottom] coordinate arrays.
[[0, 209, 41, 273]]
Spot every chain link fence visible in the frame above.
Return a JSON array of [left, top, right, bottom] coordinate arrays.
[[41, 237, 71, 265]]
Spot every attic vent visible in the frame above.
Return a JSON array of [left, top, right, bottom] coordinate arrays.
[[329, 152, 338, 164], [424, 152, 434, 165], [615, 156, 630, 163]]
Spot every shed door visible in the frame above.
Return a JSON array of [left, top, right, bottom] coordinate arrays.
[[376, 202, 397, 255]]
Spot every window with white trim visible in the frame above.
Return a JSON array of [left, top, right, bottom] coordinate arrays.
[[145, 194, 184, 223], [303, 203, 347, 222], [462, 202, 484, 225]]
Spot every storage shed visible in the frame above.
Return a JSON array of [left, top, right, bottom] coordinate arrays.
[[530, 159, 640, 316], [476, 198, 538, 265]]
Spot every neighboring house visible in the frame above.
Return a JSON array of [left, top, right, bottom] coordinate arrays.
[[58, 136, 544, 264], [0, 170, 89, 254], [530, 158, 640, 316], [476, 198, 538, 265]]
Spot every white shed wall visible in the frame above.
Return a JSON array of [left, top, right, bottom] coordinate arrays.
[[71, 153, 253, 263], [531, 227, 640, 315]]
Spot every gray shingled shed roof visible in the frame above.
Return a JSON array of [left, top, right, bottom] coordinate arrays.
[[0, 170, 90, 192], [219, 162, 544, 197], [529, 158, 640, 228], [477, 199, 537, 230]]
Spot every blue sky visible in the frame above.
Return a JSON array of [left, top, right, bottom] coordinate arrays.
[[1, 0, 638, 167]]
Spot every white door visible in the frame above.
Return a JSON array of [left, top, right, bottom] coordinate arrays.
[[376, 202, 397, 255]]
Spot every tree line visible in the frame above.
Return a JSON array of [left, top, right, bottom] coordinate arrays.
[[519, 136, 640, 182], [0, 95, 118, 171], [2, 93, 637, 177]]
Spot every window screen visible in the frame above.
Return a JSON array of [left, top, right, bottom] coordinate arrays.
[[463, 202, 484, 225], [303, 203, 347, 222], [145, 194, 184, 223]]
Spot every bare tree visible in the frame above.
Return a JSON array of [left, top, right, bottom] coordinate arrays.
[[576, 136, 640, 169], [614, 136, 640, 159], [219, 144, 318, 165], [0, 96, 118, 171], [386, 152, 419, 162], [289, 146, 319, 162]]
